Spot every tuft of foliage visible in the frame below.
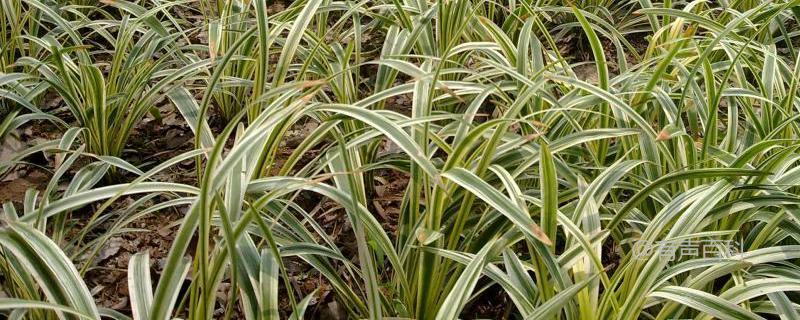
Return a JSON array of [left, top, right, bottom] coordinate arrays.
[[1, 0, 800, 319]]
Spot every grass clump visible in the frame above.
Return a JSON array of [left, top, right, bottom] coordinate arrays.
[[0, 0, 800, 319]]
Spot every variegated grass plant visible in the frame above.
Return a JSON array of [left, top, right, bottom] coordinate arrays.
[[14, 0, 206, 161], [1, 0, 800, 319]]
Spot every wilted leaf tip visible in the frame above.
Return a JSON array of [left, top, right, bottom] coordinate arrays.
[[530, 223, 553, 246], [297, 79, 327, 89], [656, 129, 670, 141]]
